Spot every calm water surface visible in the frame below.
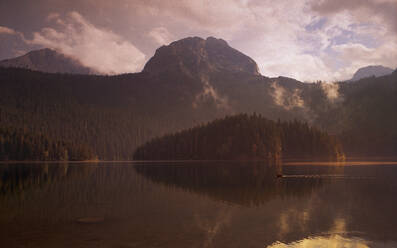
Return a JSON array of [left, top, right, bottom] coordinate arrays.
[[1, 161, 397, 247]]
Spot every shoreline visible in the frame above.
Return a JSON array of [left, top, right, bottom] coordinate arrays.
[[1, 157, 397, 165]]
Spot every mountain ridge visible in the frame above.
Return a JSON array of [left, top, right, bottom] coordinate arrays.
[[0, 48, 94, 74]]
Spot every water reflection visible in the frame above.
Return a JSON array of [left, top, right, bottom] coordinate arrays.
[[0, 162, 396, 247], [134, 161, 323, 207], [0, 163, 97, 196], [269, 235, 371, 248]]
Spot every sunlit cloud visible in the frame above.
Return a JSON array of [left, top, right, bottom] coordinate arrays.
[[147, 27, 173, 46], [1, 0, 396, 80], [271, 82, 305, 110], [125, 0, 397, 81], [320, 82, 342, 102], [28, 12, 146, 74], [0, 26, 18, 35], [193, 75, 231, 110]]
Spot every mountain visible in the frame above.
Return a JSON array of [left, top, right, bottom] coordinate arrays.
[[0, 37, 309, 160], [350, 65, 394, 81], [143, 36, 260, 76], [0, 36, 397, 159], [0, 48, 93, 74]]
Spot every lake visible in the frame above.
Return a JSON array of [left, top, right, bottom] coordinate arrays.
[[1, 161, 397, 247]]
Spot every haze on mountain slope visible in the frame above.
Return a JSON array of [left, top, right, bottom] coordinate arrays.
[[0, 48, 94, 74]]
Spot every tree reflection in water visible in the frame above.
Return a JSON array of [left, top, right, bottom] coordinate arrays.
[[134, 161, 323, 207], [0, 162, 396, 247]]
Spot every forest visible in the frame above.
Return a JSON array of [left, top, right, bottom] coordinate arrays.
[[0, 66, 396, 161], [0, 127, 95, 161], [0, 68, 199, 160], [133, 114, 345, 161]]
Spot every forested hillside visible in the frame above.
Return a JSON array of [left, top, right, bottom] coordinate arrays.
[[0, 37, 302, 160], [0, 37, 396, 160], [336, 73, 397, 156], [133, 114, 344, 161], [0, 68, 212, 160]]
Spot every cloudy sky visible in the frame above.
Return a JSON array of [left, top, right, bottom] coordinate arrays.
[[1, 0, 396, 81]]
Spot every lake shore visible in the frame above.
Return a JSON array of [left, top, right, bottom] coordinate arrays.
[[2, 157, 397, 165]]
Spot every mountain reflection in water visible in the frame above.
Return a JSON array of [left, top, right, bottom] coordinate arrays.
[[0, 161, 397, 248]]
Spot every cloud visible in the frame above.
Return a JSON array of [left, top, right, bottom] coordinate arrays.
[[147, 27, 173, 45], [0, 26, 18, 35], [319, 82, 342, 102], [47, 12, 60, 21], [2, 0, 397, 81], [332, 42, 397, 79], [137, 0, 341, 81], [29, 12, 146, 74], [310, 0, 397, 35], [193, 76, 230, 110], [109, 0, 338, 81], [306, 0, 397, 80], [133, 0, 253, 31], [271, 82, 305, 110]]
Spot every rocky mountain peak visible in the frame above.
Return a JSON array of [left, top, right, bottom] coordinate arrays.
[[143, 36, 260, 76]]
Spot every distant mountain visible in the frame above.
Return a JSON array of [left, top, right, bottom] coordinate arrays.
[[143, 36, 260, 76], [0, 48, 93, 74], [350, 65, 394, 81]]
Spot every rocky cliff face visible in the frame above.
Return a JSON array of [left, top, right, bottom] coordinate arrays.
[[143, 37, 260, 76], [0, 48, 93, 74]]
